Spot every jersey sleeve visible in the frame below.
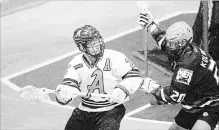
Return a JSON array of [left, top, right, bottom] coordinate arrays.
[[61, 60, 81, 91], [152, 66, 193, 104], [113, 51, 140, 79], [113, 51, 142, 95], [150, 25, 167, 51]]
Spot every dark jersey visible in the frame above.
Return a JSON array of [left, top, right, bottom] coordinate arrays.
[[151, 26, 219, 113]]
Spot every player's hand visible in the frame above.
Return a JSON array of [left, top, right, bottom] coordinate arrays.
[[109, 88, 127, 104], [138, 10, 154, 29], [140, 78, 161, 93], [55, 84, 80, 105]]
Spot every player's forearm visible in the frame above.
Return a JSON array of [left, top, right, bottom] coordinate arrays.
[[119, 77, 143, 95], [150, 85, 184, 105], [149, 23, 166, 50], [62, 78, 81, 91]]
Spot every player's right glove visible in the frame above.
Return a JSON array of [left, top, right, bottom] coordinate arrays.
[[138, 10, 156, 32], [109, 86, 128, 104], [140, 77, 161, 94], [55, 84, 80, 105]]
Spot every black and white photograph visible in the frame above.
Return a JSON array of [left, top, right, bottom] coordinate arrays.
[[1, 1, 219, 130]]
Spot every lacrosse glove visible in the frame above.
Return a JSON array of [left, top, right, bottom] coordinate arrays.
[[55, 84, 80, 105], [109, 85, 128, 104], [140, 77, 161, 93], [138, 10, 157, 32]]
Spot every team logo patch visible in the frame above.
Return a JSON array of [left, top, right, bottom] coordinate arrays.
[[175, 68, 193, 85]]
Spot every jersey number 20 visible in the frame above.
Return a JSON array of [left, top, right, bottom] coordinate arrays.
[[170, 90, 186, 103]]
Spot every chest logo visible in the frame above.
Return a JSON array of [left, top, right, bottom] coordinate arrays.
[[176, 68, 193, 85]]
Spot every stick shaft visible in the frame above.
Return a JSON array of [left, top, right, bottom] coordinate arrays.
[[142, 27, 148, 77], [73, 92, 111, 98], [45, 88, 110, 98], [138, 1, 149, 77]]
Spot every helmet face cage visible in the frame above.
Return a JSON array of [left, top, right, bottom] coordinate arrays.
[[164, 21, 193, 56], [81, 38, 105, 59], [164, 38, 191, 55], [73, 25, 105, 59]]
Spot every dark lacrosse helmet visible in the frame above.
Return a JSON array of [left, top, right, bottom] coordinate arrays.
[[73, 25, 105, 60]]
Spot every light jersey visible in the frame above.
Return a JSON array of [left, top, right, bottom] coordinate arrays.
[[63, 49, 141, 112]]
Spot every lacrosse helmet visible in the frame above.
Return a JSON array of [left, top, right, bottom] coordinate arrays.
[[164, 21, 193, 56], [73, 25, 105, 60]]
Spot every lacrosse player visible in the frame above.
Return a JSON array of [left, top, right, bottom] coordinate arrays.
[[138, 10, 219, 130], [55, 25, 158, 130]]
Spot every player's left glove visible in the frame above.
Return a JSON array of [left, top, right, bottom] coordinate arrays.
[[138, 10, 153, 27], [109, 87, 128, 104]]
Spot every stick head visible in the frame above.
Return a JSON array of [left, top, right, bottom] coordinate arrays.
[[19, 85, 52, 103]]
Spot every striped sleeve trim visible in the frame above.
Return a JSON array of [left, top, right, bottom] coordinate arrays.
[[63, 78, 79, 85], [158, 36, 165, 47], [115, 85, 130, 97], [62, 78, 80, 91], [122, 69, 141, 80], [161, 88, 168, 102]]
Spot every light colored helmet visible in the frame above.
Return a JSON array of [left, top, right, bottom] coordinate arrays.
[[165, 21, 193, 55]]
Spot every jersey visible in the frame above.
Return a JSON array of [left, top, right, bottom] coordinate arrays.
[[151, 26, 219, 113], [62, 49, 142, 112]]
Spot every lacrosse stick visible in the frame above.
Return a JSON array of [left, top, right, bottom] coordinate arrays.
[[19, 85, 53, 103], [135, 2, 153, 109], [138, 1, 149, 77], [19, 85, 112, 103]]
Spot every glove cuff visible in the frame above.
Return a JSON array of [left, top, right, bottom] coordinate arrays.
[[147, 21, 157, 32], [150, 88, 168, 105], [115, 85, 130, 98], [56, 96, 72, 105]]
